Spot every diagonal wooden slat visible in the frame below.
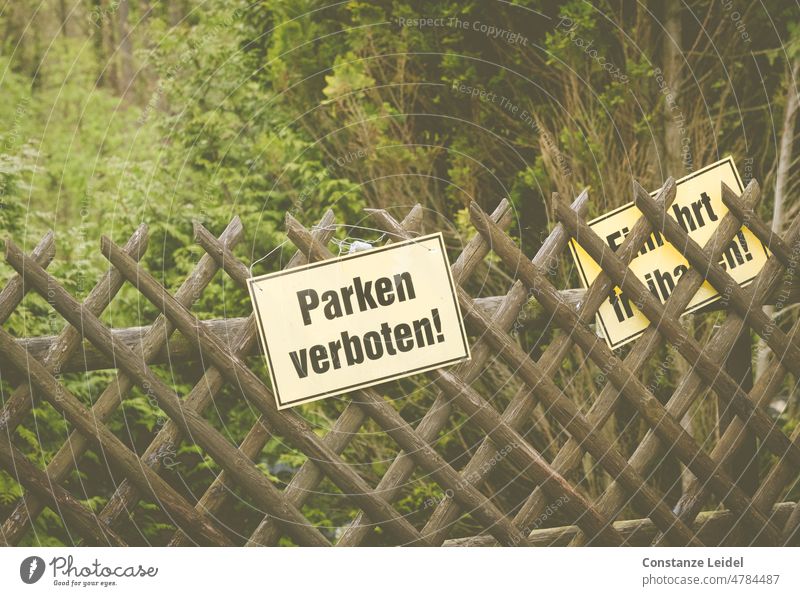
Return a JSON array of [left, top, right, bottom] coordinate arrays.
[[305, 201, 529, 547], [355, 191, 678, 546], [566, 181, 769, 547], [720, 182, 796, 268], [649, 183, 800, 545], [635, 189, 800, 377], [285, 217, 634, 546], [193, 207, 422, 547], [0, 232, 55, 325], [190, 213, 534, 547], [0, 321, 233, 546], [470, 200, 782, 544], [0, 227, 145, 437], [445, 501, 798, 547], [1, 225, 148, 545], [419, 182, 688, 545], [552, 197, 800, 470], [525, 223, 761, 543], [0, 177, 797, 548], [248, 200, 519, 546], [66, 217, 245, 542], [0, 435, 127, 546], [166, 210, 338, 546], [1, 220, 237, 545], [4, 239, 332, 547], [100, 236, 431, 546]]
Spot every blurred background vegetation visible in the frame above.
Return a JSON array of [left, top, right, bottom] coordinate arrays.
[[0, 0, 799, 545]]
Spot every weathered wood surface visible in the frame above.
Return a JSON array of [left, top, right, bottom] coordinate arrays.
[[444, 501, 799, 547], [6, 295, 526, 374], [2, 220, 243, 544], [472, 197, 781, 545], [1, 177, 799, 547], [553, 195, 800, 474]]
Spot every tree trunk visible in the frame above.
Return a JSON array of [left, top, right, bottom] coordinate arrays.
[[117, 0, 134, 100], [101, 0, 119, 92], [659, 0, 696, 497], [755, 58, 800, 381], [662, 0, 683, 176], [59, 0, 69, 37]]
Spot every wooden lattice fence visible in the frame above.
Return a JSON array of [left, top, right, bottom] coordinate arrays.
[[0, 177, 799, 546]]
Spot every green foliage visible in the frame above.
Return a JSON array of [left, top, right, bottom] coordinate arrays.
[[0, 0, 799, 545]]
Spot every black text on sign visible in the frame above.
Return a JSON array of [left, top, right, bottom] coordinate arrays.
[[247, 233, 470, 409]]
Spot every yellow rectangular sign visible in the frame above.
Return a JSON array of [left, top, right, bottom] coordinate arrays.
[[568, 157, 768, 349], [247, 233, 470, 409]]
